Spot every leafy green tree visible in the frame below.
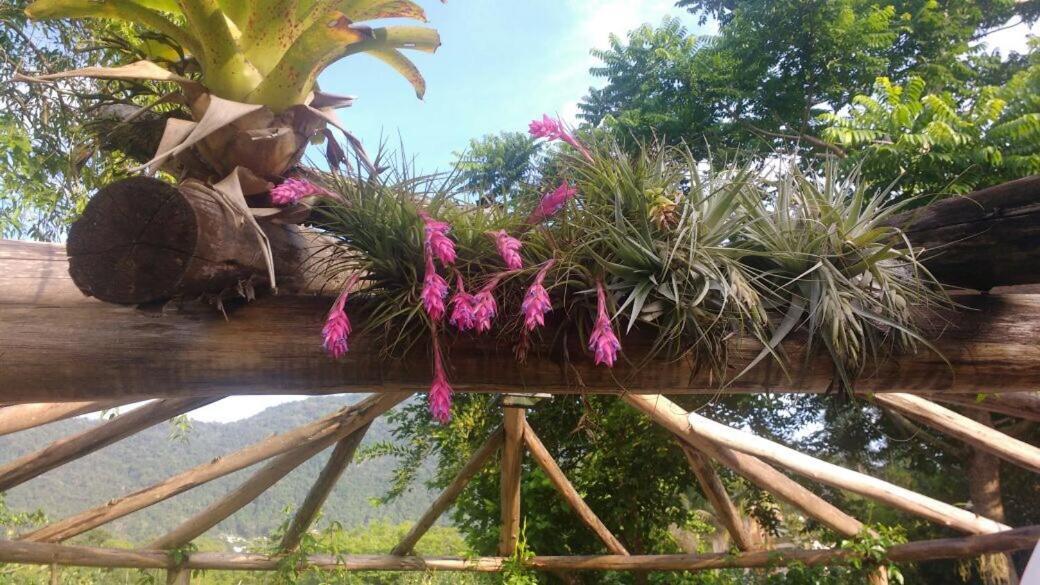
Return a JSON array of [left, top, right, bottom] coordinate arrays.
[[579, 1, 1039, 157], [456, 132, 542, 206], [821, 48, 1040, 195], [0, 1, 140, 240]]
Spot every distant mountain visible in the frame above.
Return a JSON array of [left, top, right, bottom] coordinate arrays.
[[0, 395, 434, 542]]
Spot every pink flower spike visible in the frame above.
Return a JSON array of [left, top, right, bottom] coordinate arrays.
[[421, 212, 456, 266], [489, 230, 523, 270], [428, 337, 453, 424], [529, 182, 578, 224], [588, 281, 621, 367], [472, 279, 500, 333], [521, 260, 555, 331], [322, 294, 351, 358], [449, 275, 478, 331], [271, 178, 322, 206], [421, 256, 449, 321], [321, 276, 358, 359], [529, 114, 564, 140]]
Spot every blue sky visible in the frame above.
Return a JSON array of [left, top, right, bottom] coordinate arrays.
[[316, 0, 705, 174], [185, 4, 1036, 424]]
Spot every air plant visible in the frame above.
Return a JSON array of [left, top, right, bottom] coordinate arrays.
[[22, 0, 442, 180], [310, 129, 948, 421]]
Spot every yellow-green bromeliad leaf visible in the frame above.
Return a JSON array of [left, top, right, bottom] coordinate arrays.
[[248, 22, 440, 111], [25, 0, 440, 111]]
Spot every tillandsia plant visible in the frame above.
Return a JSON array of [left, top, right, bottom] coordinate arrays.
[[310, 116, 950, 422], [21, 0, 442, 181]]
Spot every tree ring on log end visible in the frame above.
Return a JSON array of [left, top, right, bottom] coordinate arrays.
[[68, 177, 196, 304]]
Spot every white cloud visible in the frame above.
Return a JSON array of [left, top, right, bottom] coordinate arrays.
[[974, 18, 1038, 56]]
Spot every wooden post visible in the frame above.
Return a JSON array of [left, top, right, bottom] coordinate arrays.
[[0, 397, 219, 492], [280, 424, 372, 552], [622, 394, 864, 537], [499, 399, 526, 556], [679, 444, 756, 551], [523, 421, 629, 555], [23, 392, 409, 543], [0, 400, 131, 437], [678, 406, 1009, 534], [392, 427, 504, 556], [874, 393, 1040, 473]]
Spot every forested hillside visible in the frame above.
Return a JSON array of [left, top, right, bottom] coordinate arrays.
[[0, 396, 435, 541]]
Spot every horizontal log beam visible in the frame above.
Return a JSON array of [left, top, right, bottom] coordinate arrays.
[[3, 241, 1040, 402], [0, 526, 1036, 572], [884, 175, 1040, 291]]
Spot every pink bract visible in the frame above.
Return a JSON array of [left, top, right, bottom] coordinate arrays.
[[588, 281, 621, 367], [271, 178, 321, 206], [490, 229, 523, 270], [421, 257, 449, 321]]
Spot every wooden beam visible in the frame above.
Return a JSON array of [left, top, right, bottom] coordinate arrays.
[[927, 392, 1040, 423], [22, 392, 409, 543], [0, 400, 132, 437], [391, 427, 504, 556], [675, 405, 1009, 534], [622, 394, 864, 537], [884, 174, 1040, 291], [523, 421, 629, 555], [874, 393, 1040, 473], [0, 526, 1037, 572], [279, 424, 371, 552], [679, 444, 756, 551], [0, 397, 218, 492], [5, 241, 1040, 402], [150, 418, 378, 550], [499, 405, 525, 556]]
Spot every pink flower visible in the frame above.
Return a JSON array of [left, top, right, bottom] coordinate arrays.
[[529, 114, 565, 140], [588, 281, 621, 367], [528, 182, 578, 224], [489, 230, 523, 270], [321, 284, 353, 358], [470, 277, 501, 333], [429, 336, 453, 423], [421, 212, 456, 266], [449, 275, 478, 331], [271, 178, 322, 206], [521, 260, 555, 331], [527, 114, 593, 162], [421, 256, 449, 321]]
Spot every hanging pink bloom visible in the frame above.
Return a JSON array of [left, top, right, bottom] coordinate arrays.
[[588, 281, 621, 367], [321, 282, 354, 359], [449, 275, 478, 331], [488, 230, 523, 270], [521, 260, 555, 331], [421, 256, 449, 321], [529, 114, 565, 140], [270, 178, 322, 206], [527, 114, 593, 162], [472, 278, 500, 333], [420, 212, 456, 266], [429, 336, 453, 423], [528, 182, 578, 224]]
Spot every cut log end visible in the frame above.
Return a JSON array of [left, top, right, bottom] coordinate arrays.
[[68, 177, 196, 305]]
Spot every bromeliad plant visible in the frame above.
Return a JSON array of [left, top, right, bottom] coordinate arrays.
[[22, 0, 441, 180], [310, 116, 950, 422]]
